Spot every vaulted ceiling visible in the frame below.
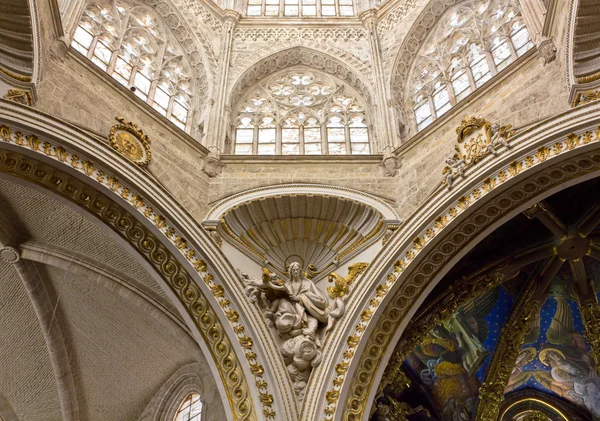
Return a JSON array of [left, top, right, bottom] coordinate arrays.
[[374, 177, 600, 421]]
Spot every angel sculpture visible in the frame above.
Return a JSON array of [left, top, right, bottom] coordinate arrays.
[[486, 123, 514, 156], [244, 262, 347, 394], [443, 154, 467, 189]]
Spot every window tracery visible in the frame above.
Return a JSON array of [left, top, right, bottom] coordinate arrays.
[[71, 1, 195, 132], [233, 68, 370, 155], [408, 0, 534, 131], [246, 0, 354, 17], [174, 393, 202, 421]]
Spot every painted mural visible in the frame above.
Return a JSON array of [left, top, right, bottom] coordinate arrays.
[[405, 286, 515, 420], [506, 267, 600, 418]]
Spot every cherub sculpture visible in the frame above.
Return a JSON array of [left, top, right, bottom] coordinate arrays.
[[443, 154, 466, 189], [486, 123, 512, 155], [244, 262, 347, 394]]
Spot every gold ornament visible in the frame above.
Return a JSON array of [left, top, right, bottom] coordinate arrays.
[[3, 88, 32, 106], [109, 117, 152, 166], [328, 262, 369, 299]]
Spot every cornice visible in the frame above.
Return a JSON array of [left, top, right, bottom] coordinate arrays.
[[306, 102, 600, 421], [220, 154, 383, 164]]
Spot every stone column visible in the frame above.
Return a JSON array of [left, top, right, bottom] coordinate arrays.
[[361, 10, 400, 169], [203, 10, 239, 176]]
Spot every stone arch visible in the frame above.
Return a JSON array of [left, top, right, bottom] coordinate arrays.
[[568, 0, 600, 105], [309, 105, 600, 421], [229, 46, 375, 111], [0, 103, 286, 421], [0, 0, 41, 100]]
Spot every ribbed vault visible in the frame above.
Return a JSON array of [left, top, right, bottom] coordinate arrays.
[[375, 176, 600, 421]]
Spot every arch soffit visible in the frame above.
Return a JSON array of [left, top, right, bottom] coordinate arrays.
[[205, 184, 400, 223], [228, 47, 375, 110], [0, 103, 282, 421], [311, 103, 600, 421], [389, 0, 461, 102]]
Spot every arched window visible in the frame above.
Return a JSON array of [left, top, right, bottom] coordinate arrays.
[[408, 0, 534, 132], [246, 0, 354, 17], [71, 1, 195, 132], [174, 393, 202, 421], [233, 68, 371, 155]]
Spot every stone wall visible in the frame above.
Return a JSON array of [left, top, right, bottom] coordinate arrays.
[[33, 0, 212, 219]]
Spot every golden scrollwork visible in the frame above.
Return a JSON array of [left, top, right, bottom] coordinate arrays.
[[476, 279, 542, 421], [380, 270, 505, 392], [109, 117, 152, 166], [328, 262, 369, 299], [375, 396, 430, 421], [3, 88, 32, 106], [573, 89, 600, 107]]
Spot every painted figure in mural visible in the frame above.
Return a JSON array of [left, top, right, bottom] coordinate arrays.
[[505, 347, 536, 393], [418, 325, 479, 420], [244, 262, 346, 395], [522, 292, 600, 418]]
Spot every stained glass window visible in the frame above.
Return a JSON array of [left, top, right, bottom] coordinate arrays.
[[174, 393, 202, 421], [246, 0, 354, 17], [234, 69, 370, 155], [408, 0, 532, 132], [71, 2, 195, 133]]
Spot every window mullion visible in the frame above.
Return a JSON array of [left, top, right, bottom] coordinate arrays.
[[465, 66, 477, 91], [427, 95, 437, 120], [276, 124, 282, 154], [299, 125, 305, 154], [506, 35, 518, 60], [445, 79, 457, 106], [344, 122, 351, 155], [253, 125, 259, 154], [317, 0, 322, 17], [485, 50, 498, 76], [321, 122, 327, 155], [88, 36, 100, 59]]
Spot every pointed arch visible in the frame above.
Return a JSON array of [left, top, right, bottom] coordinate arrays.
[[229, 46, 374, 110]]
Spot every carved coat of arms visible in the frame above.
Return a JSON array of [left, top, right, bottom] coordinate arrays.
[[442, 116, 515, 189], [109, 117, 152, 166]]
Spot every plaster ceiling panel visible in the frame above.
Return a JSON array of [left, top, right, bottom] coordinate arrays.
[[0, 260, 62, 420], [44, 264, 200, 421], [220, 194, 384, 275], [0, 177, 177, 314]]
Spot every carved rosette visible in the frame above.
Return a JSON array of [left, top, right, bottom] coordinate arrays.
[[109, 117, 152, 166]]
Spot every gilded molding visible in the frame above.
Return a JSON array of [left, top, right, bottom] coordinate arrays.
[[476, 280, 542, 421], [0, 126, 277, 420], [577, 72, 600, 85], [328, 124, 600, 421], [0, 65, 32, 82], [3, 89, 32, 106], [328, 262, 369, 300], [579, 300, 600, 374], [573, 89, 600, 107]]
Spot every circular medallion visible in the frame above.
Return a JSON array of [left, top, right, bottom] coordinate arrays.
[[109, 117, 152, 167]]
